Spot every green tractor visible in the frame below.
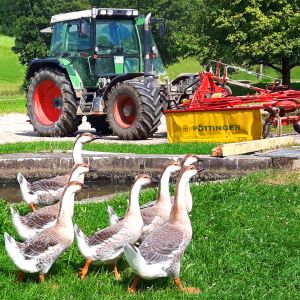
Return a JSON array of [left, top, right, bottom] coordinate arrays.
[[26, 8, 165, 140]]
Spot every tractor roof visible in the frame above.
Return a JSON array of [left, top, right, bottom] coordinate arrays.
[[51, 8, 139, 24]]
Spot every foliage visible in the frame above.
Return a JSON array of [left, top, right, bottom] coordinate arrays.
[[0, 171, 300, 298], [13, 0, 90, 65], [198, 0, 300, 85]]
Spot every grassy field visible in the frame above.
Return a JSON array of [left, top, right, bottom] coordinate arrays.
[[0, 35, 25, 97], [0, 170, 299, 299], [0, 141, 218, 155]]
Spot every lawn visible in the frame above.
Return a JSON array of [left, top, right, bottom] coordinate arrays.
[[0, 141, 218, 155], [0, 35, 25, 97], [0, 170, 299, 299]]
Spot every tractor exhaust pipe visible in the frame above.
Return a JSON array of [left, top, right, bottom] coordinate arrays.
[[144, 13, 152, 75]]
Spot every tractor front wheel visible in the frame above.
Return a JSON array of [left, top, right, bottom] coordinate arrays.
[[27, 68, 82, 137], [106, 80, 162, 140]]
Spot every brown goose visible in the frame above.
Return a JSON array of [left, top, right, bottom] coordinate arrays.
[[10, 164, 90, 240], [107, 155, 199, 226], [17, 132, 98, 211], [74, 174, 151, 280], [4, 181, 83, 283], [107, 161, 182, 234], [124, 165, 201, 294]]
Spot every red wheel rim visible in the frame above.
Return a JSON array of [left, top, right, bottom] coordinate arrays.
[[113, 95, 136, 128], [33, 80, 62, 126]]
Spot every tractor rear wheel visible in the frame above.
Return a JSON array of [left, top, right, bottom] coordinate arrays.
[[106, 79, 162, 140], [86, 115, 112, 134], [27, 68, 82, 137]]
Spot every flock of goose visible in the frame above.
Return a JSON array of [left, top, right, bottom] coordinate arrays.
[[4, 132, 203, 294]]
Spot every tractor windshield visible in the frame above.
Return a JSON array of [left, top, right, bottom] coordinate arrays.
[[95, 20, 139, 55]]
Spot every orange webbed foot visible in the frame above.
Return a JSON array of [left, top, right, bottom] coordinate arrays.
[[78, 258, 92, 280], [16, 271, 25, 282], [113, 263, 121, 281], [128, 275, 140, 294], [174, 277, 201, 294], [29, 203, 37, 212], [39, 273, 45, 283]]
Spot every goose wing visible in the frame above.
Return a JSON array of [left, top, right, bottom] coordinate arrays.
[[86, 222, 125, 247], [20, 230, 61, 259], [141, 206, 160, 226], [30, 175, 69, 192], [139, 224, 188, 265], [23, 210, 57, 229]]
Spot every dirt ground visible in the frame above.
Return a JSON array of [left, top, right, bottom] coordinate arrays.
[[0, 113, 168, 144]]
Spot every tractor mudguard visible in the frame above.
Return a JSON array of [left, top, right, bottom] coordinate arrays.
[[103, 72, 144, 100], [26, 58, 84, 96]]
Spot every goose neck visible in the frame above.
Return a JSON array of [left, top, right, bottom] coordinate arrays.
[[185, 181, 192, 213], [169, 174, 190, 224], [157, 170, 171, 203], [125, 183, 142, 216], [57, 188, 76, 227], [73, 141, 84, 165], [69, 169, 85, 184]]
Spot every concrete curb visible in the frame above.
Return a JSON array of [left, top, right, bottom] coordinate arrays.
[[0, 149, 299, 183]]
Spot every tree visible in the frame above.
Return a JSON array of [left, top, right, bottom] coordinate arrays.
[[198, 0, 300, 85], [13, 0, 89, 65]]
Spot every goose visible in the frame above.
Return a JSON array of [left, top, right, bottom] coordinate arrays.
[[74, 174, 151, 280], [107, 161, 183, 227], [10, 164, 90, 241], [17, 132, 99, 211], [124, 165, 201, 294], [4, 181, 83, 283], [140, 154, 200, 214]]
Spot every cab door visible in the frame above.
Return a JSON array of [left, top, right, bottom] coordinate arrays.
[[64, 19, 96, 87]]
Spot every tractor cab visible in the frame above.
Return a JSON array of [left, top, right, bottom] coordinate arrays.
[[49, 8, 164, 87]]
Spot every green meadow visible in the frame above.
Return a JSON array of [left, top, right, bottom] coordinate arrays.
[[0, 170, 299, 299], [0, 35, 25, 97]]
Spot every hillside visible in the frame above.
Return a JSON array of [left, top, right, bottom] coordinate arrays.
[[0, 35, 25, 96]]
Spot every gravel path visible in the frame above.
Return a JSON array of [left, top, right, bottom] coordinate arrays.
[[0, 113, 168, 144], [1, 113, 299, 145]]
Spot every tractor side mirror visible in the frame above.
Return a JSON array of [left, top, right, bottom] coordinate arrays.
[[78, 19, 90, 37], [159, 21, 166, 36]]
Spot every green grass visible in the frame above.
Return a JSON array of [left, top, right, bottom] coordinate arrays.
[[0, 141, 218, 155], [0, 170, 299, 298], [0, 35, 25, 97], [0, 97, 26, 114]]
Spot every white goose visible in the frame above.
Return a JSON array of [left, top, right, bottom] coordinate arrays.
[[107, 161, 182, 228], [74, 174, 151, 280], [4, 181, 83, 283], [124, 165, 201, 294], [17, 132, 98, 211], [10, 164, 90, 241]]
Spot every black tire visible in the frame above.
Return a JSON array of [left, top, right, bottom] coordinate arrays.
[[106, 79, 163, 140], [86, 115, 112, 134], [27, 68, 82, 137], [293, 122, 300, 134]]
